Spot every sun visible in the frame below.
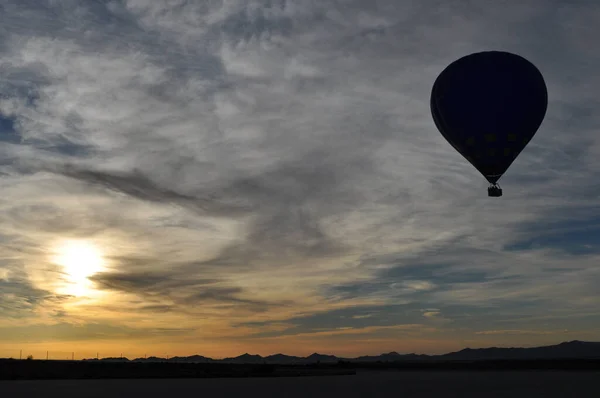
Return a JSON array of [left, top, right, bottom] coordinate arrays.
[[52, 240, 105, 296]]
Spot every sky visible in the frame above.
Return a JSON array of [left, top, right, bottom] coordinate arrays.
[[1, 0, 600, 360]]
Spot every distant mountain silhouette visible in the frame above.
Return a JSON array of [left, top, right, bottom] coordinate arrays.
[[440, 340, 600, 360], [352, 352, 429, 362], [96, 357, 129, 362], [301, 353, 340, 364], [85, 341, 600, 364], [131, 356, 168, 362], [169, 355, 214, 363], [264, 354, 303, 364], [221, 353, 265, 364]]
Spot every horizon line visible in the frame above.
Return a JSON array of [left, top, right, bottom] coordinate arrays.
[[3, 339, 594, 361]]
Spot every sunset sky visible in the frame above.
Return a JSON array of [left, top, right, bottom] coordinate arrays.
[[1, 0, 600, 360]]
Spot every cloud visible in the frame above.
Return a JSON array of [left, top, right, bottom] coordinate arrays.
[[0, 321, 194, 343], [0, 0, 600, 355], [90, 269, 286, 314], [0, 263, 68, 322], [352, 314, 374, 319], [475, 330, 558, 336], [55, 167, 252, 218], [0, 277, 50, 319], [241, 323, 435, 341]]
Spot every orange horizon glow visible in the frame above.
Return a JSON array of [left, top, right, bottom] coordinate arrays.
[[0, 333, 587, 361]]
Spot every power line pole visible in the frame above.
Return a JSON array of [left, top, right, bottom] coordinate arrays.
[[46, 351, 48, 360], [19, 350, 22, 360]]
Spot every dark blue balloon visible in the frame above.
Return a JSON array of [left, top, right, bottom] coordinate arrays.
[[431, 51, 548, 192]]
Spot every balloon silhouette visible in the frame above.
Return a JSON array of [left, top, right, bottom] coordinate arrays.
[[430, 51, 548, 197]]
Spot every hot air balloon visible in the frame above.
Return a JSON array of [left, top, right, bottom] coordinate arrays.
[[430, 51, 548, 197]]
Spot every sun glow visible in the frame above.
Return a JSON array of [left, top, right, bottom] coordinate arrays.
[[52, 240, 105, 296]]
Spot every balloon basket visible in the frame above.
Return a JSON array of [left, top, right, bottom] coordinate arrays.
[[488, 184, 502, 197]]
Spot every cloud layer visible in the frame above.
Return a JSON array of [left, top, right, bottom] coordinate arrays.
[[1, 0, 600, 357]]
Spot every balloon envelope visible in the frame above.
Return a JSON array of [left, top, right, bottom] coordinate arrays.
[[430, 51, 548, 184]]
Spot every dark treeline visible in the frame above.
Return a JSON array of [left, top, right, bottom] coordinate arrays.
[[0, 360, 355, 380], [3, 358, 600, 380]]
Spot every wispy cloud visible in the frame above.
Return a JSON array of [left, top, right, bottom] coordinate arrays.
[[1, 0, 600, 357], [475, 330, 558, 336]]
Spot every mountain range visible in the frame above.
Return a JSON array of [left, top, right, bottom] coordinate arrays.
[[87, 340, 600, 363]]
